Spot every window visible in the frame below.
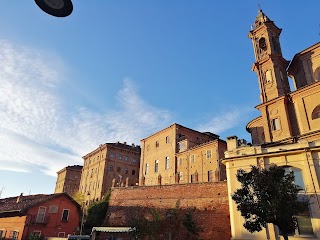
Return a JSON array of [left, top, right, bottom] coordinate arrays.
[[110, 153, 115, 159], [9, 231, 18, 240], [165, 156, 169, 169], [155, 141, 159, 148], [311, 105, 320, 120], [109, 164, 113, 171], [259, 37, 267, 50], [179, 158, 183, 166], [208, 170, 213, 182], [124, 168, 128, 174], [125, 156, 129, 161], [58, 232, 65, 238], [133, 158, 137, 164], [179, 172, 183, 181], [284, 166, 305, 190], [165, 136, 170, 143], [132, 170, 136, 175], [33, 231, 41, 237], [313, 66, 320, 81], [118, 154, 122, 160], [296, 213, 314, 235], [155, 160, 159, 172], [48, 205, 58, 213], [36, 206, 46, 223], [145, 164, 149, 175], [178, 142, 186, 151], [206, 150, 212, 159], [265, 70, 273, 83], [191, 171, 199, 183], [0, 230, 6, 240], [61, 209, 69, 222], [117, 167, 121, 173], [271, 118, 281, 131], [190, 154, 195, 164]]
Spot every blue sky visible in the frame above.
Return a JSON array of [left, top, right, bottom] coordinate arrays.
[[0, 1, 319, 198]]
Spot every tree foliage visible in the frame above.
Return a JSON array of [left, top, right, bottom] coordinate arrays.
[[232, 165, 308, 240], [83, 189, 111, 234], [128, 204, 201, 240], [72, 191, 85, 206], [27, 233, 44, 240]]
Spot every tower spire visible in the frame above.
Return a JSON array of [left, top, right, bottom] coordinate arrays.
[[249, 11, 290, 103]]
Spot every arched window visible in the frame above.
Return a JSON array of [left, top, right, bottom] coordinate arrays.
[[313, 66, 320, 81], [283, 166, 304, 190], [311, 105, 320, 120], [265, 70, 273, 83], [259, 37, 267, 50]]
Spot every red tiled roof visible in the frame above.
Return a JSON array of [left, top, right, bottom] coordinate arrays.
[[0, 193, 79, 216]]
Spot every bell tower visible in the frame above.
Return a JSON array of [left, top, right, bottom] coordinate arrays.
[[249, 9, 291, 103]]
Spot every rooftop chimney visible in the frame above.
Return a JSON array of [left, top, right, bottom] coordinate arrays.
[[16, 193, 23, 203], [226, 136, 238, 151]]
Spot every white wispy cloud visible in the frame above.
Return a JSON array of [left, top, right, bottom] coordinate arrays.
[[0, 40, 172, 176], [196, 107, 253, 134], [0, 40, 250, 178]]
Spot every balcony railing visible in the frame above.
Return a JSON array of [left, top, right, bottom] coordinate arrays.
[[31, 215, 50, 225]]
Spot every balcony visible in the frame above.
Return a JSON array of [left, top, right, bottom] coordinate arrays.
[[31, 215, 50, 225]]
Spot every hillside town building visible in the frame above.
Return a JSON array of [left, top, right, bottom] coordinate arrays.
[[223, 10, 320, 240], [54, 165, 83, 196], [139, 123, 227, 186], [79, 142, 141, 206], [0, 193, 80, 240]]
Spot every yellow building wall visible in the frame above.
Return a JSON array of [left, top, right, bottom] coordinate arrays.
[[176, 140, 226, 184], [292, 82, 320, 135], [80, 143, 140, 206], [140, 125, 177, 186], [223, 141, 320, 240]]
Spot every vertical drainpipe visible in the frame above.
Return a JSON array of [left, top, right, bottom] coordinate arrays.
[[202, 149, 204, 183]]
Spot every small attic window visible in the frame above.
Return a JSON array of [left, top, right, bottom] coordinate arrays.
[[311, 105, 320, 120]]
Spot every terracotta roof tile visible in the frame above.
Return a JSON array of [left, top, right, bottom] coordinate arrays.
[[0, 193, 67, 214]]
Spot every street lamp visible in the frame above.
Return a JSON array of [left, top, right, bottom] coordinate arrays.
[[80, 201, 85, 235], [34, 0, 73, 17]]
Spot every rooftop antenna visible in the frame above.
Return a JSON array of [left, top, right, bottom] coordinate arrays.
[[258, 3, 262, 12], [0, 187, 4, 198]]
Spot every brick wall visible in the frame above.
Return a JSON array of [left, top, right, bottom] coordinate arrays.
[[106, 182, 231, 240]]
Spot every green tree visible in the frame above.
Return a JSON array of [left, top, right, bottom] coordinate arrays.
[[72, 191, 85, 205], [83, 189, 111, 234], [128, 204, 202, 240], [182, 211, 202, 240], [232, 164, 308, 240], [27, 233, 44, 240], [128, 208, 163, 240]]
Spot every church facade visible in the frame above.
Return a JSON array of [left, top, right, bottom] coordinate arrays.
[[223, 10, 320, 240]]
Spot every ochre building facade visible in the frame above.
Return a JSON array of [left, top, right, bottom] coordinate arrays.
[[54, 165, 82, 196], [139, 123, 227, 186], [223, 10, 320, 240], [80, 142, 141, 206]]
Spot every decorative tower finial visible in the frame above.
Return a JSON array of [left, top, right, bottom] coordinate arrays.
[[258, 4, 261, 12]]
